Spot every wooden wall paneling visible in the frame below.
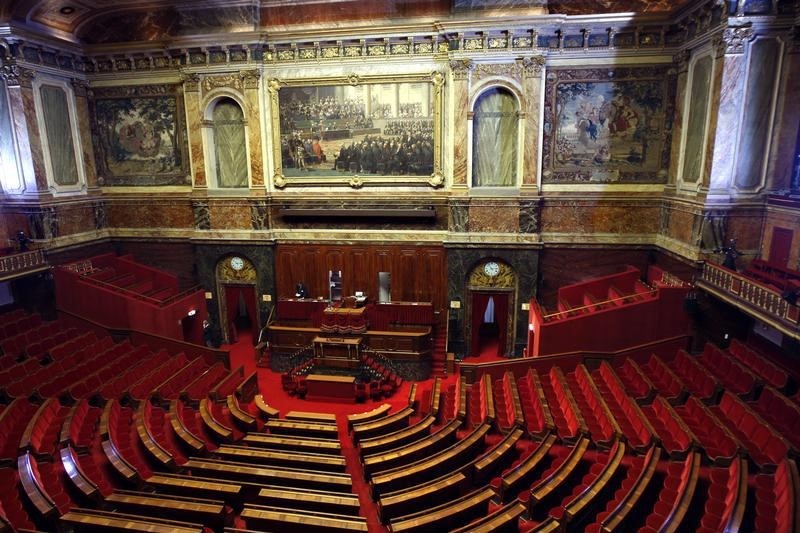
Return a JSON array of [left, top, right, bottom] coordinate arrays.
[[397, 249, 418, 302]]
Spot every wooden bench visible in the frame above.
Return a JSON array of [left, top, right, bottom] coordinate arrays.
[[241, 504, 368, 532], [209, 366, 244, 403], [199, 398, 234, 442], [371, 423, 490, 498], [470, 427, 524, 486], [407, 382, 418, 411], [136, 401, 176, 469], [362, 418, 461, 476], [235, 370, 260, 403], [378, 472, 467, 522], [227, 395, 257, 431], [17, 452, 57, 519], [562, 440, 626, 526], [169, 400, 205, 454], [527, 436, 590, 514], [598, 445, 661, 532], [265, 418, 340, 439], [256, 486, 360, 517], [358, 415, 435, 456], [254, 395, 279, 420], [144, 473, 244, 505], [242, 433, 341, 455], [105, 490, 226, 530], [60, 446, 100, 501], [388, 486, 495, 532], [352, 407, 414, 442], [497, 432, 556, 502], [347, 403, 391, 429], [183, 458, 353, 494], [60, 508, 205, 532], [430, 377, 443, 420], [214, 445, 348, 473], [450, 500, 527, 533], [286, 411, 338, 424]]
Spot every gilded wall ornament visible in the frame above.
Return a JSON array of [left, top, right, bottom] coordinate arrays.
[[468, 261, 515, 289], [450, 59, 474, 81]]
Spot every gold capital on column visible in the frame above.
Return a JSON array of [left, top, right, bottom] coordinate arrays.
[[449, 59, 474, 81]]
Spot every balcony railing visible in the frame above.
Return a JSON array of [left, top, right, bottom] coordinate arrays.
[[697, 261, 800, 337], [0, 248, 49, 281]]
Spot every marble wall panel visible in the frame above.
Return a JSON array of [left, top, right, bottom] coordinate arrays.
[[708, 55, 746, 191], [55, 203, 96, 236], [20, 84, 49, 191], [681, 56, 713, 184], [468, 204, 520, 233], [209, 203, 252, 230], [666, 207, 696, 245], [541, 203, 660, 234], [106, 200, 194, 229], [725, 211, 764, 252]]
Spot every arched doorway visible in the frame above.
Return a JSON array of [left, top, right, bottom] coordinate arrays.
[[216, 255, 258, 344], [467, 260, 516, 357]]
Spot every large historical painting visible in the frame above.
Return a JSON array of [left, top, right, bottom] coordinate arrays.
[[269, 74, 443, 188], [91, 85, 189, 186], [542, 66, 675, 183]]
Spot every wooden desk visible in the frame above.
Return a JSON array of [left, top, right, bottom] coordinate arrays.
[[306, 374, 356, 402], [313, 336, 361, 359]]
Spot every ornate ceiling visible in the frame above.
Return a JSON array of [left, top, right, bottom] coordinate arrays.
[[1, 0, 696, 45]]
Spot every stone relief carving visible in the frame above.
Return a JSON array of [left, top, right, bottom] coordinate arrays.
[[714, 25, 753, 56]]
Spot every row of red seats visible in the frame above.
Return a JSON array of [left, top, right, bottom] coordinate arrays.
[[67, 344, 152, 400], [710, 391, 791, 469], [516, 368, 553, 438], [752, 458, 798, 532], [48, 330, 97, 361], [592, 363, 653, 452], [614, 357, 654, 403], [0, 398, 39, 463], [0, 468, 36, 530], [99, 348, 168, 399], [697, 458, 746, 533], [153, 356, 212, 402], [699, 343, 758, 397], [0, 309, 32, 340], [0, 317, 48, 354], [492, 372, 518, 431], [0, 358, 41, 390], [750, 386, 800, 451], [728, 339, 789, 391], [129, 353, 190, 401], [2, 323, 67, 360], [182, 362, 229, 403], [141, 400, 186, 465], [60, 398, 101, 453], [568, 365, 618, 447], [467, 374, 489, 428], [668, 350, 720, 401], [538, 366, 585, 442], [640, 355, 685, 403], [36, 338, 123, 398], [673, 396, 740, 465], [641, 396, 696, 458], [20, 397, 69, 460], [104, 400, 153, 480], [173, 399, 218, 451], [638, 451, 700, 532]]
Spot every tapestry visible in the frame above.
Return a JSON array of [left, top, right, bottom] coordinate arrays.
[[542, 66, 675, 183], [91, 85, 188, 186]]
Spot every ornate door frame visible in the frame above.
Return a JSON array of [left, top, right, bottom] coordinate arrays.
[[466, 260, 517, 357]]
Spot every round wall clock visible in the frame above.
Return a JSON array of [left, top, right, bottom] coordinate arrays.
[[484, 261, 500, 277], [230, 256, 245, 271]]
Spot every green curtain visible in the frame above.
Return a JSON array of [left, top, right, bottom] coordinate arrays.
[[213, 99, 248, 188], [472, 88, 518, 187]]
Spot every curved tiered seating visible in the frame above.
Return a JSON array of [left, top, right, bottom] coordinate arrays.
[[539, 366, 588, 443], [641, 396, 698, 459], [666, 350, 720, 402], [698, 343, 759, 398], [614, 358, 655, 403], [710, 391, 792, 470], [19, 397, 69, 460], [673, 396, 741, 466], [591, 363, 655, 452], [750, 386, 800, 451], [697, 457, 747, 533], [0, 398, 39, 465], [638, 450, 700, 533], [566, 365, 620, 448], [517, 368, 555, 438], [752, 458, 799, 533], [728, 339, 790, 391]]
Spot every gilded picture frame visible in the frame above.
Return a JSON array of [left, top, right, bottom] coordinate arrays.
[[268, 72, 444, 188]]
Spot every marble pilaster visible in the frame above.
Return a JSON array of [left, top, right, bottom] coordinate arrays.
[[450, 59, 473, 188], [71, 79, 98, 190], [2, 65, 47, 195], [667, 50, 690, 188], [183, 73, 207, 188], [241, 69, 264, 188], [705, 26, 752, 196], [520, 56, 544, 192]]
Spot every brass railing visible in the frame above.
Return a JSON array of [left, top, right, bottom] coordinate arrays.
[[698, 261, 799, 330], [0, 248, 49, 280]]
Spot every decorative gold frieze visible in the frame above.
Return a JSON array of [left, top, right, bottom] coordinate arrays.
[[450, 59, 474, 80]]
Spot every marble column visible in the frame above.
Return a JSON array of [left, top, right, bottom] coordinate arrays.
[[2, 64, 48, 195], [450, 59, 473, 190], [704, 25, 753, 198], [183, 73, 207, 189], [520, 56, 544, 194], [71, 79, 99, 190], [667, 50, 690, 190], [241, 70, 264, 189]]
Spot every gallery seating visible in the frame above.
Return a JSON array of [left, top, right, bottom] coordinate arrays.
[[666, 349, 721, 402], [673, 396, 741, 465], [641, 395, 698, 459], [728, 339, 790, 391], [750, 385, 800, 451], [698, 343, 759, 398]]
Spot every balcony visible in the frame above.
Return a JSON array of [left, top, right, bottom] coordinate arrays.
[[696, 261, 800, 341], [0, 248, 50, 282]]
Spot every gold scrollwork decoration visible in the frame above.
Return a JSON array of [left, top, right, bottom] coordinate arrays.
[[468, 262, 515, 289]]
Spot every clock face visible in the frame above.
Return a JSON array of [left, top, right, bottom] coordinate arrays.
[[484, 261, 500, 277], [230, 257, 244, 271]]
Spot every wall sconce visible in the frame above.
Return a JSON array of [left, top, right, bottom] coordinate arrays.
[[187, 309, 197, 317], [449, 300, 461, 309], [204, 291, 213, 300], [521, 302, 530, 311], [262, 294, 272, 302]]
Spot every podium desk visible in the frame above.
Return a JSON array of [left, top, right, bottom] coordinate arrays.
[[306, 374, 356, 402], [313, 336, 361, 359]]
